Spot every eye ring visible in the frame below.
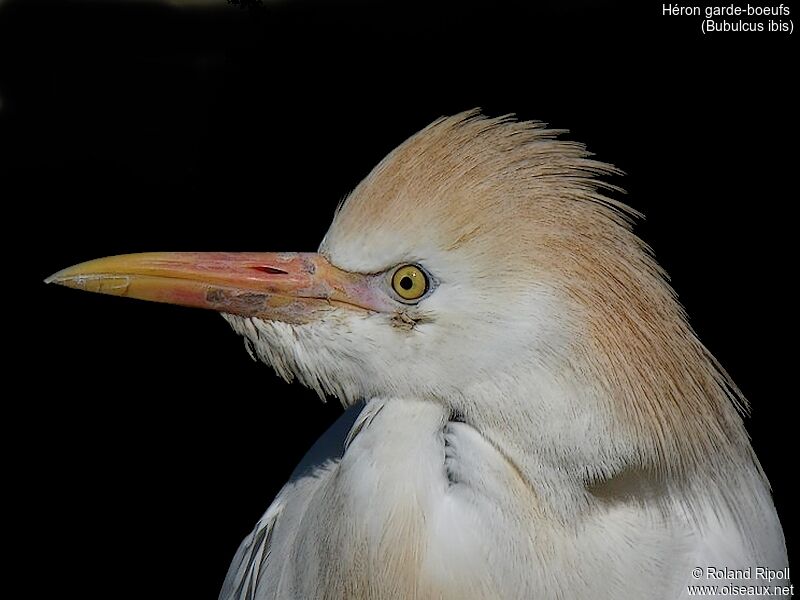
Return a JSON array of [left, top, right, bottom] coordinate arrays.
[[391, 264, 429, 302]]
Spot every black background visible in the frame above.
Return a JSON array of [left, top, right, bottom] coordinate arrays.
[[2, 1, 795, 598]]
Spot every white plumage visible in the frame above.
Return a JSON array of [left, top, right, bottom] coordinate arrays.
[[49, 111, 790, 599]]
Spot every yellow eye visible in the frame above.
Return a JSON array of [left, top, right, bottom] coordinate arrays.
[[391, 265, 428, 301]]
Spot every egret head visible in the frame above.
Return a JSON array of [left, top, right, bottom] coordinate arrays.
[[230, 112, 615, 406], [48, 111, 750, 478]]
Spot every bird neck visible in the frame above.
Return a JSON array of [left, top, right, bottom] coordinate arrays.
[[445, 359, 763, 524], [323, 394, 781, 598]]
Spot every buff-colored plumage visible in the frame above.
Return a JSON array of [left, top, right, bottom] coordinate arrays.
[[324, 111, 749, 477], [212, 111, 789, 598]]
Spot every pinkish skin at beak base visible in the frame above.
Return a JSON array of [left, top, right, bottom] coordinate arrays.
[[46, 252, 392, 324]]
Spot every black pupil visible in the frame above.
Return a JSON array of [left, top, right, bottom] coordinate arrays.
[[400, 276, 414, 290]]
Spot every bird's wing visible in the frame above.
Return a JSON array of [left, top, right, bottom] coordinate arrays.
[[218, 495, 284, 600], [219, 463, 343, 600], [219, 404, 363, 600]]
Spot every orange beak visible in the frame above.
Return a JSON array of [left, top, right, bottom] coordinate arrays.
[[46, 252, 389, 323]]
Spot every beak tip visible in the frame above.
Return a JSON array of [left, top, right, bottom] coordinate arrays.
[[45, 266, 78, 286], [44, 271, 64, 285]]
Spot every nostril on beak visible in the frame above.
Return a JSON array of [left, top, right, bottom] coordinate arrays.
[[253, 266, 289, 275]]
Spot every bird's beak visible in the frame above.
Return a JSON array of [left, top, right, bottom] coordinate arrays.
[[46, 252, 387, 323]]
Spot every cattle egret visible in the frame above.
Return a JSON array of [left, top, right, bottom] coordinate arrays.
[[47, 111, 789, 599]]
